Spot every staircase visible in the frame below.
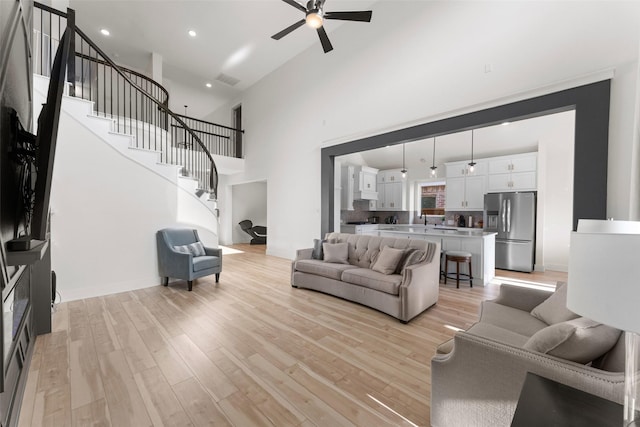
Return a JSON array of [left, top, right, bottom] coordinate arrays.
[[32, 2, 244, 201], [31, 3, 244, 300], [33, 74, 219, 215]]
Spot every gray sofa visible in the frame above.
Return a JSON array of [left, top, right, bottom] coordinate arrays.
[[291, 232, 440, 323], [431, 283, 627, 426]]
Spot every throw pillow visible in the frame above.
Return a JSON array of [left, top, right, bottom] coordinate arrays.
[[312, 238, 335, 260], [173, 242, 206, 257], [395, 249, 428, 274], [394, 248, 417, 275], [323, 242, 349, 264], [371, 246, 405, 275], [530, 282, 579, 325], [174, 245, 191, 254], [523, 317, 621, 364], [188, 241, 206, 257]]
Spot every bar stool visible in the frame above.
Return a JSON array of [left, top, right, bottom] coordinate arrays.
[[445, 251, 473, 288]]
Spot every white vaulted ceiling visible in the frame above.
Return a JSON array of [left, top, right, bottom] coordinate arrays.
[[68, 0, 377, 116]]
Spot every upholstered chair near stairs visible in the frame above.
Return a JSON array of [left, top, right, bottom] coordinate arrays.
[[156, 228, 222, 291]]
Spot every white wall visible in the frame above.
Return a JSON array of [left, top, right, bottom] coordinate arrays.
[[212, 1, 640, 260], [231, 181, 267, 244]]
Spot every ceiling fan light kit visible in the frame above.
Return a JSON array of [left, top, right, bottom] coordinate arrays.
[[272, 0, 372, 53], [305, 10, 323, 28]]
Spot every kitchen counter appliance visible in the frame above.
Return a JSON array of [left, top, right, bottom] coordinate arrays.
[[484, 192, 536, 272]]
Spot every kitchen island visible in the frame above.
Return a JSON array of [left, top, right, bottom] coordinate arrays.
[[341, 224, 496, 286]]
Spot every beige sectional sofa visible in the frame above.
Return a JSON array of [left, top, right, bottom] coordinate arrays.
[[291, 232, 440, 323], [431, 283, 626, 426]]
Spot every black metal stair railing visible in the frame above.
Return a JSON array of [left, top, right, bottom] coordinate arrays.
[[33, 3, 243, 200]]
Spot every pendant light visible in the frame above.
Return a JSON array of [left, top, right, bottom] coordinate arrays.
[[401, 143, 408, 178], [468, 129, 477, 173], [430, 137, 438, 176]]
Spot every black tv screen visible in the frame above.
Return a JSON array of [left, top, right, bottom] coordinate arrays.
[[31, 29, 70, 241]]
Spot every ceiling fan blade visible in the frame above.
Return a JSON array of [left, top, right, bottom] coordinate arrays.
[[324, 11, 372, 22], [271, 19, 306, 40], [281, 0, 307, 13], [317, 26, 333, 53]]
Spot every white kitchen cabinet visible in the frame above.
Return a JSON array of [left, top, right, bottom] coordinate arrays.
[[340, 165, 354, 210], [444, 160, 486, 211], [377, 169, 407, 211], [377, 169, 405, 183], [487, 152, 537, 192], [354, 165, 378, 200], [444, 177, 465, 210], [446, 160, 487, 178], [488, 171, 537, 192], [488, 153, 537, 174]]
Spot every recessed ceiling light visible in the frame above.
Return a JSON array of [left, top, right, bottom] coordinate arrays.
[[100, 29, 110, 36], [188, 30, 197, 37], [205, 83, 212, 88]]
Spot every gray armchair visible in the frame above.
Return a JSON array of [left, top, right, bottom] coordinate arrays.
[[156, 228, 222, 291]]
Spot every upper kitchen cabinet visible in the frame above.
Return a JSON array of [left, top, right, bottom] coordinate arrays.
[[445, 160, 488, 178], [377, 169, 407, 211], [377, 169, 405, 184], [444, 160, 487, 211], [487, 152, 537, 192], [353, 166, 378, 200]]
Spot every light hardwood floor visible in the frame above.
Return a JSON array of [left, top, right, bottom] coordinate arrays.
[[17, 244, 561, 427]]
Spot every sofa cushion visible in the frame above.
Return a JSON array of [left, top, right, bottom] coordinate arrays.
[[523, 317, 621, 364], [192, 255, 220, 272], [466, 322, 531, 347], [371, 246, 405, 275], [341, 268, 403, 295], [295, 259, 357, 281], [480, 301, 549, 337], [530, 282, 579, 325], [323, 242, 349, 264]]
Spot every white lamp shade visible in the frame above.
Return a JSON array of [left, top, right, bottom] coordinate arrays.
[[567, 220, 640, 334]]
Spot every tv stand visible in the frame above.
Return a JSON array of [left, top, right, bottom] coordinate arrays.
[[6, 236, 44, 252], [5, 240, 48, 266]]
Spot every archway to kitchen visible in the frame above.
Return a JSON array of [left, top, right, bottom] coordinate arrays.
[[322, 80, 610, 235]]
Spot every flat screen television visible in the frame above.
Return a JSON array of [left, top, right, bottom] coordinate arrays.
[[30, 28, 70, 241]]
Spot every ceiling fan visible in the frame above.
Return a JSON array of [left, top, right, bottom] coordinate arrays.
[[271, 0, 372, 53]]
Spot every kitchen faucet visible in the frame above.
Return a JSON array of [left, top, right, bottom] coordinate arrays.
[[419, 214, 428, 226]]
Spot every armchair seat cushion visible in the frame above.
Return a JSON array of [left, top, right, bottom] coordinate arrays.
[[341, 268, 403, 295], [193, 255, 221, 272], [479, 301, 549, 336], [466, 322, 531, 348], [294, 259, 357, 281]]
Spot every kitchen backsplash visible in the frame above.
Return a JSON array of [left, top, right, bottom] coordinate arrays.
[[341, 200, 410, 224], [341, 201, 484, 227]]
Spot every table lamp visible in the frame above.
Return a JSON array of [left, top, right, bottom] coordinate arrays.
[[567, 219, 640, 426]]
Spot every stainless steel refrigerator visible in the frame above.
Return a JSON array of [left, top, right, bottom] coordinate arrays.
[[484, 192, 536, 272]]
